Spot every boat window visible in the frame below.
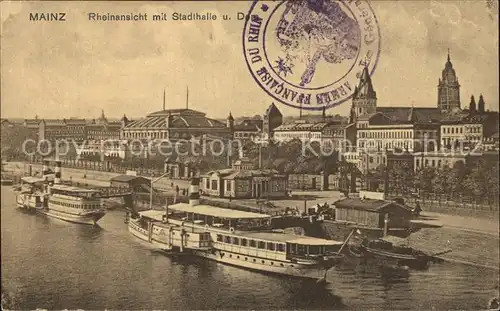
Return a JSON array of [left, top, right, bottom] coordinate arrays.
[[297, 244, 306, 254], [277, 244, 285, 252], [232, 237, 240, 245], [224, 236, 231, 243], [267, 242, 275, 251], [241, 238, 248, 247], [216, 234, 223, 242], [257, 241, 266, 249], [249, 240, 256, 248], [308, 245, 320, 255]]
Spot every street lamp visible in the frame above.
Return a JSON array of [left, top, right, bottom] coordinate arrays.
[[149, 171, 170, 210]]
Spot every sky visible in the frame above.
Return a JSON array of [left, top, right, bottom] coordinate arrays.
[[1, 0, 498, 120]]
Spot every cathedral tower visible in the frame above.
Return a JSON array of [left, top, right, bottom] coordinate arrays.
[[351, 66, 377, 121], [437, 50, 461, 112]]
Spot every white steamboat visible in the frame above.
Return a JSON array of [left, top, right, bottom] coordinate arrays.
[[127, 178, 345, 281], [15, 159, 106, 225]]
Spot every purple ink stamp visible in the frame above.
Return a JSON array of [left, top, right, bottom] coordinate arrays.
[[243, 0, 381, 111]]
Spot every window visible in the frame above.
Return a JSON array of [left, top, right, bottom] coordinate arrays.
[[211, 180, 218, 190], [416, 159, 420, 167], [226, 181, 231, 192], [267, 242, 275, 251], [249, 240, 256, 247], [258, 241, 266, 249], [232, 237, 240, 245], [216, 234, 222, 242], [277, 244, 285, 252], [241, 238, 248, 247], [205, 179, 210, 189]]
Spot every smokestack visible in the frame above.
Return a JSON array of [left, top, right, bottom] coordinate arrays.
[[42, 160, 50, 179], [189, 177, 200, 206], [54, 160, 62, 184]]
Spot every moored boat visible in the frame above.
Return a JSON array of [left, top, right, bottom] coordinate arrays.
[[39, 184, 106, 225], [359, 235, 448, 270], [15, 176, 46, 212], [127, 178, 346, 282]]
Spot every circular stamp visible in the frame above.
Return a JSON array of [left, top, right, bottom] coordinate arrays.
[[242, 0, 381, 111]]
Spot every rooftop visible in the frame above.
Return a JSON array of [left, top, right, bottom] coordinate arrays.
[[124, 109, 226, 129], [50, 184, 101, 193], [334, 198, 412, 213], [168, 202, 271, 219]]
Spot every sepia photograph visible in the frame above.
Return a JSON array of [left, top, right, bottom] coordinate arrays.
[[1, 0, 499, 310]]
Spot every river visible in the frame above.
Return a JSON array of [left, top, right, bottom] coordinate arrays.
[[1, 186, 498, 310]]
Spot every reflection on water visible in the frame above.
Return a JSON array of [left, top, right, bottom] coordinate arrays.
[[1, 186, 499, 310]]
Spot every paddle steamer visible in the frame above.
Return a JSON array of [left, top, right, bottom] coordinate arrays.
[[127, 178, 345, 281]]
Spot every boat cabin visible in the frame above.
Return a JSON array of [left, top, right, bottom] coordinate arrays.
[[49, 184, 101, 199], [286, 238, 343, 260], [48, 185, 102, 210], [19, 177, 45, 194], [167, 202, 272, 231], [136, 210, 212, 250]]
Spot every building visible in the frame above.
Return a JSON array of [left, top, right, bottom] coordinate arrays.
[[122, 108, 231, 142], [233, 118, 263, 143], [38, 118, 87, 142], [356, 112, 440, 154], [77, 111, 124, 159], [440, 95, 499, 150], [437, 51, 461, 112], [261, 103, 283, 141], [273, 120, 327, 142], [386, 150, 414, 172], [413, 150, 483, 171], [200, 158, 288, 199], [333, 198, 413, 229]]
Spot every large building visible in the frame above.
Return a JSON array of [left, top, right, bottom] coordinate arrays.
[[38, 118, 87, 142], [440, 95, 499, 150], [345, 51, 500, 177], [122, 108, 231, 142], [437, 51, 461, 112]]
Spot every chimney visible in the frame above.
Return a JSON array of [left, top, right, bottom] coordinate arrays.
[[54, 160, 62, 184], [189, 177, 200, 206], [42, 160, 50, 176]]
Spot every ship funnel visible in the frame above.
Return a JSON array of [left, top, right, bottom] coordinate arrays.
[[189, 177, 200, 206], [42, 160, 50, 176], [54, 160, 62, 184]]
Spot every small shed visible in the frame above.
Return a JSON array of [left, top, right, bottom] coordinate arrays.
[[333, 198, 413, 229], [110, 175, 151, 192]]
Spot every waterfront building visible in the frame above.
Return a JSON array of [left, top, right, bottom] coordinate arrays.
[[333, 198, 413, 230], [200, 158, 288, 199]]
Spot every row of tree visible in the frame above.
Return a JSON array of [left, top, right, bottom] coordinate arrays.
[[368, 158, 499, 203]]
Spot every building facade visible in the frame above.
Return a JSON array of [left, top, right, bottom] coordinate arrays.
[[200, 158, 288, 199], [122, 108, 231, 142], [437, 52, 461, 113]]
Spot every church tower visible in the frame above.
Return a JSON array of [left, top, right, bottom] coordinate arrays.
[[351, 66, 377, 121], [437, 50, 461, 112]]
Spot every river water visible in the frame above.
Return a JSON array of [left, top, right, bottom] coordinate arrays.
[[1, 186, 498, 310]]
